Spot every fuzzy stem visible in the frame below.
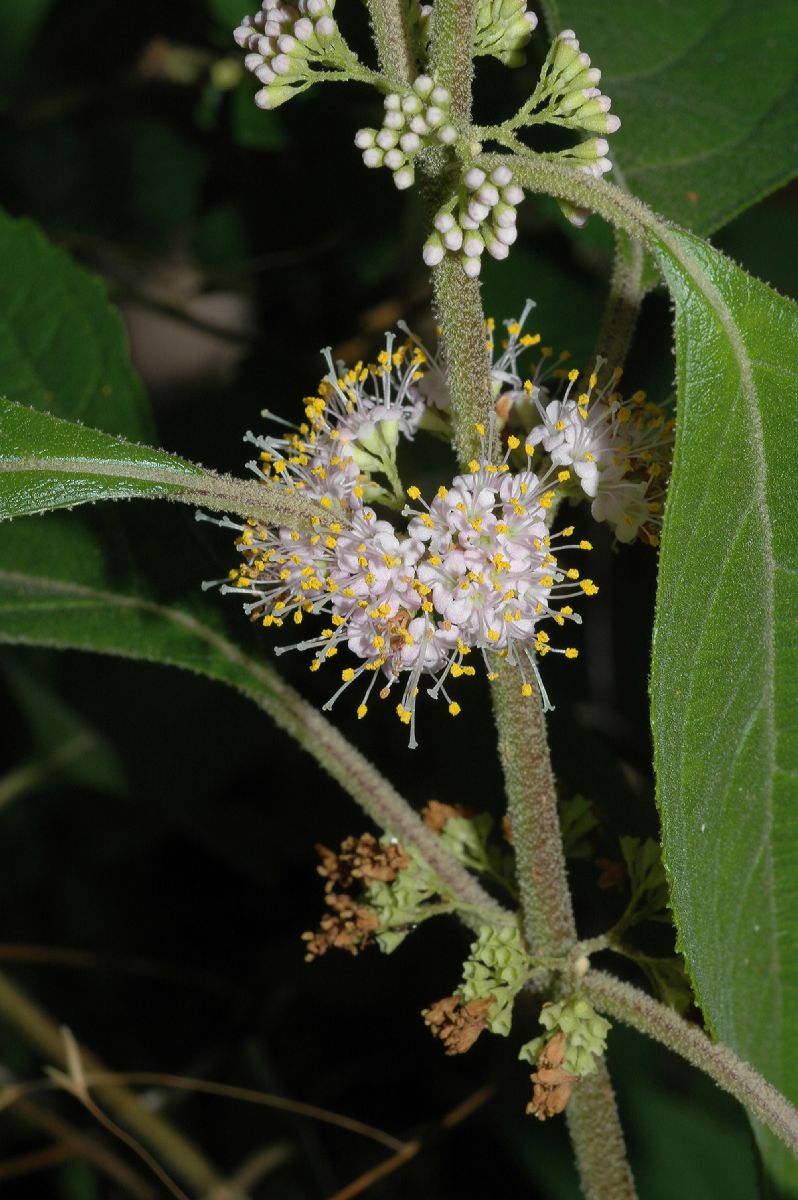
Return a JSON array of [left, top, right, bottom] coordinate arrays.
[[566, 1064, 637, 1200], [583, 969, 798, 1160], [491, 665, 576, 955], [426, 0, 493, 469], [590, 233, 646, 371], [0, 567, 502, 924], [429, 0, 477, 120], [364, 0, 415, 83], [0, 971, 227, 1197], [413, 7, 636, 1191]]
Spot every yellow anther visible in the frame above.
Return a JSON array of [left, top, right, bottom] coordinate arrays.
[[448, 701, 461, 717], [521, 683, 533, 697]]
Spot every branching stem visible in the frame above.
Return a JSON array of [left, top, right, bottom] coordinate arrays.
[[583, 970, 798, 1161]]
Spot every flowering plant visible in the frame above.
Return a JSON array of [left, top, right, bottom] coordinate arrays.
[[0, 2, 797, 1197]]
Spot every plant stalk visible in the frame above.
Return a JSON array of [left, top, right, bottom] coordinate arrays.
[[416, 6, 638, 1191], [583, 969, 798, 1160], [491, 664, 576, 955], [365, 0, 416, 82]]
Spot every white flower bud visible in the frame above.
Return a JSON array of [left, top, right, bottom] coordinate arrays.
[[383, 148, 405, 169], [376, 128, 399, 149], [255, 64, 275, 83], [434, 211, 456, 233], [493, 202, 517, 228], [460, 214, 479, 230], [475, 183, 499, 207], [494, 223, 518, 246], [354, 128, 375, 149], [464, 166, 486, 190], [315, 16, 336, 39], [438, 124, 458, 145], [430, 86, 451, 106], [425, 106, 445, 128], [463, 231, 485, 257], [401, 93, 423, 115], [423, 232, 445, 265], [413, 74, 434, 98], [443, 225, 463, 251], [393, 165, 415, 190], [293, 17, 314, 41], [485, 237, 509, 261], [271, 53, 293, 75], [490, 165, 513, 187], [244, 52, 263, 71], [409, 115, 429, 135], [362, 147, 384, 167], [572, 137, 609, 159], [468, 199, 491, 223], [277, 33, 297, 53], [399, 131, 421, 153], [384, 93, 402, 111], [461, 255, 482, 278], [501, 184, 524, 205], [383, 110, 405, 131]]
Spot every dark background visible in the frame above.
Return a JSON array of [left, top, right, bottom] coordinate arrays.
[[0, 1, 795, 1196]]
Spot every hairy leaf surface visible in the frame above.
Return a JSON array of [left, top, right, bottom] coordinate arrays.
[[546, 0, 798, 232], [650, 227, 798, 1191]]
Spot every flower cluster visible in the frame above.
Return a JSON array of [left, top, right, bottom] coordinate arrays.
[[234, 0, 346, 110], [528, 365, 674, 545], [519, 996, 610, 1077], [424, 165, 525, 277], [355, 75, 457, 191], [409, 303, 674, 546], [203, 329, 593, 747], [458, 923, 530, 1035], [473, 0, 539, 66], [536, 31, 620, 136]]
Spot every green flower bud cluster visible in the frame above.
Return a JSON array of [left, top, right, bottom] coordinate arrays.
[[364, 840, 440, 954], [460, 922, 530, 1036], [533, 30, 620, 167], [474, 0, 539, 67], [234, 0, 346, 111], [424, 164, 524, 278], [519, 996, 610, 1076], [407, 0, 538, 69], [355, 76, 458, 191]]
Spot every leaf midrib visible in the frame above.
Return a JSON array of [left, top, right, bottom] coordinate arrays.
[[655, 229, 781, 1039]]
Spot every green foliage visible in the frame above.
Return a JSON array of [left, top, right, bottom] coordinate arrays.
[[0, 397, 203, 518], [545, 0, 798, 233], [650, 227, 798, 1192], [0, 210, 153, 441]]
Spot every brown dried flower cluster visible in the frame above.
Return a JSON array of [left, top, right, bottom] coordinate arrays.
[[303, 834, 410, 963], [421, 994, 494, 1055], [526, 1030, 579, 1120], [315, 833, 410, 891], [421, 800, 473, 832], [301, 893, 379, 962]]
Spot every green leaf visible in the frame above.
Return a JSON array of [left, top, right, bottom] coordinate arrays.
[[0, 396, 203, 518], [650, 227, 798, 1192], [545, 0, 798, 233], [0, 396, 320, 528], [0, 209, 153, 441]]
